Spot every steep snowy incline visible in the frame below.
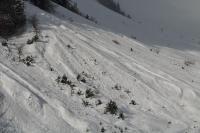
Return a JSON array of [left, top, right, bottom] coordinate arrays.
[[71, 0, 200, 50], [0, 2, 200, 133]]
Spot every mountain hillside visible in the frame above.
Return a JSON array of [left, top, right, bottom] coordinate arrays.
[[71, 0, 200, 50], [0, 1, 200, 133]]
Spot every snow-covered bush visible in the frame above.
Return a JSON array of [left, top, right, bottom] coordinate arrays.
[[0, 0, 26, 36]]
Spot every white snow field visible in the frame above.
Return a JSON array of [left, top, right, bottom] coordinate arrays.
[[0, 1, 200, 133], [72, 0, 200, 50]]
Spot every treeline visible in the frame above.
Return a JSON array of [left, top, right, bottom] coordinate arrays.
[[30, 0, 97, 23], [97, 0, 131, 19], [30, 0, 54, 12], [29, 0, 79, 14], [0, 0, 26, 36], [0, 0, 98, 37], [52, 0, 80, 14]]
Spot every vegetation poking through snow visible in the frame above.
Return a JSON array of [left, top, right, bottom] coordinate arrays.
[[77, 90, 84, 96], [105, 100, 118, 115], [118, 112, 125, 120], [27, 15, 40, 44], [131, 36, 137, 40], [96, 99, 102, 106], [0, 1, 199, 132], [77, 73, 87, 83], [17, 46, 23, 59], [56, 75, 76, 88], [150, 47, 160, 54], [129, 100, 137, 105], [184, 60, 195, 66], [112, 40, 120, 45], [85, 14, 98, 24], [130, 48, 133, 52], [82, 99, 91, 107], [112, 84, 122, 90], [1, 40, 8, 47], [101, 127, 106, 132], [20, 55, 36, 66], [85, 88, 95, 98], [31, 15, 40, 36], [27, 35, 39, 44]]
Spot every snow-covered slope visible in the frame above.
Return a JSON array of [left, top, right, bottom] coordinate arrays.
[[0, 1, 200, 133], [71, 0, 200, 50]]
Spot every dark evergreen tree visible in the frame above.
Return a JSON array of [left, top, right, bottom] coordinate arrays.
[[0, 0, 26, 36], [52, 0, 80, 14], [97, 0, 131, 17], [12, 0, 26, 26], [30, 0, 54, 12], [52, 0, 70, 7]]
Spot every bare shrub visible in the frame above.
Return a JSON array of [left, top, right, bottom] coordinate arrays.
[[112, 40, 120, 45], [184, 60, 195, 66], [85, 89, 95, 98], [82, 99, 90, 107], [27, 16, 40, 44], [20, 55, 36, 66], [77, 73, 86, 83], [105, 100, 118, 115], [30, 15, 40, 36], [129, 100, 137, 105], [56, 75, 76, 88], [112, 84, 122, 90], [118, 112, 125, 120]]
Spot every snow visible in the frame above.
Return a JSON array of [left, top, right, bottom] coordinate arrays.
[[0, 1, 200, 133], [72, 0, 200, 50]]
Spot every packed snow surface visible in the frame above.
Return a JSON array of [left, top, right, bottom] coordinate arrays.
[[0, 1, 200, 133]]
